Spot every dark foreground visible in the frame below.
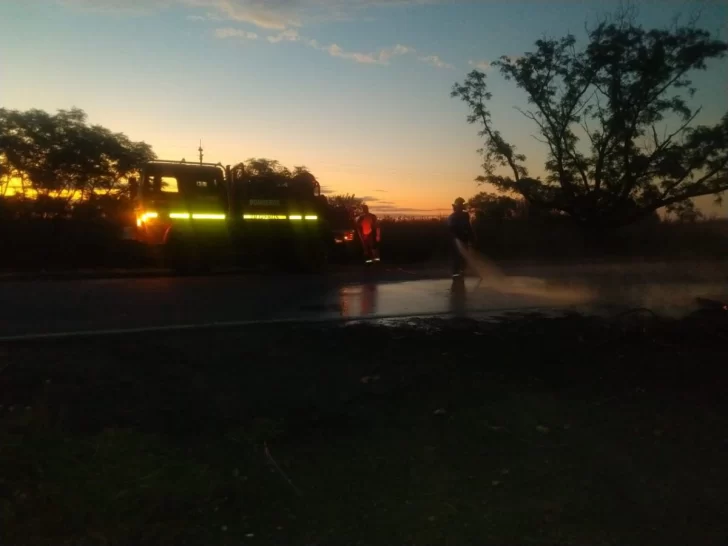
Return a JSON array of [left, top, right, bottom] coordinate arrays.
[[1, 310, 727, 545]]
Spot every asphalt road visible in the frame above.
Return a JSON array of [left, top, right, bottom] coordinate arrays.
[[2, 261, 726, 340], [0, 269, 586, 339]]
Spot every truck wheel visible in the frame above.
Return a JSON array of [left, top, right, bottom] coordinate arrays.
[[164, 235, 204, 275], [148, 244, 166, 269], [302, 238, 329, 273], [284, 238, 328, 273]]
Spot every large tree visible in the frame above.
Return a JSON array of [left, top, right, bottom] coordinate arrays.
[[231, 158, 323, 202], [0, 107, 155, 200], [452, 12, 728, 232]]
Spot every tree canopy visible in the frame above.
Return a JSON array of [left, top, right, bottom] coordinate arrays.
[[327, 194, 367, 217], [468, 193, 526, 222], [452, 11, 728, 231], [231, 158, 321, 196], [0, 107, 155, 200]]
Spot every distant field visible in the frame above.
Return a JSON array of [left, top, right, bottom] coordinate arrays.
[[376, 217, 728, 264]]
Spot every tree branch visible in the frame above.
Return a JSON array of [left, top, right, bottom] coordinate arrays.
[[476, 107, 521, 181], [648, 107, 702, 161], [660, 155, 728, 200], [653, 171, 728, 211]]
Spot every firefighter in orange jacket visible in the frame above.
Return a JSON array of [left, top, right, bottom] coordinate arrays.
[[356, 205, 381, 264]]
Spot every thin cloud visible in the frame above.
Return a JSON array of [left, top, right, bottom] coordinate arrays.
[[323, 42, 413, 64], [373, 189, 388, 193], [468, 59, 492, 71], [264, 29, 415, 65], [468, 57, 523, 70], [63, 1, 451, 69], [419, 55, 453, 69], [215, 27, 258, 40], [207, 0, 300, 29], [60, 0, 301, 29], [380, 44, 415, 62], [207, 0, 450, 29], [322, 43, 414, 65], [61, 0, 448, 30], [267, 29, 300, 43], [186, 11, 223, 21], [326, 44, 378, 64]]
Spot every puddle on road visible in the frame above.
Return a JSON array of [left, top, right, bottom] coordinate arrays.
[[288, 246, 726, 322], [328, 275, 726, 320], [332, 277, 593, 319]]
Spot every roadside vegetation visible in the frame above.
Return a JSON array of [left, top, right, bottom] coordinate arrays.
[[2, 311, 727, 545]]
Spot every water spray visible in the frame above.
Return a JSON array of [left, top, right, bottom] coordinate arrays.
[[453, 239, 593, 305]]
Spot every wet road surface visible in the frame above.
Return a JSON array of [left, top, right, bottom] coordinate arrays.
[[1, 264, 726, 339], [0, 272, 557, 339]]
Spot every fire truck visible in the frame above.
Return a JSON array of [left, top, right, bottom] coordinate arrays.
[[130, 160, 330, 271]]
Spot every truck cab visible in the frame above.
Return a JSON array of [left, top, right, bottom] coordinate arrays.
[[133, 161, 229, 245]]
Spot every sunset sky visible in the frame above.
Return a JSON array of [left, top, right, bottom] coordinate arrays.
[[2, 0, 727, 216]]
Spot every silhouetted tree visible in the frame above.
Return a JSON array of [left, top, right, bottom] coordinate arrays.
[[452, 10, 728, 233], [241, 158, 289, 179], [232, 158, 289, 186], [468, 193, 525, 221], [292, 165, 313, 178], [0, 107, 155, 200], [664, 199, 704, 222], [327, 194, 366, 217], [0, 154, 10, 197], [232, 158, 321, 196], [290, 166, 321, 196]]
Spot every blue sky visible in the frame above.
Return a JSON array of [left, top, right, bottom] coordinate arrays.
[[1, 0, 727, 215]]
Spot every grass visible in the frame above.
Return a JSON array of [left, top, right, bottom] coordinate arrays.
[[1, 311, 727, 545]]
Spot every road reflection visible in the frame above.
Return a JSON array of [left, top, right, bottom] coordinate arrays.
[[338, 283, 379, 317], [450, 277, 467, 316]]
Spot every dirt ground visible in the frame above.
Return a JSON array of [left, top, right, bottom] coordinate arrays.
[[1, 309, 727, 545]]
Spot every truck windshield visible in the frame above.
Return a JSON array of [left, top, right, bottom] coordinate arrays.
[[143, 169, 225, 199]]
